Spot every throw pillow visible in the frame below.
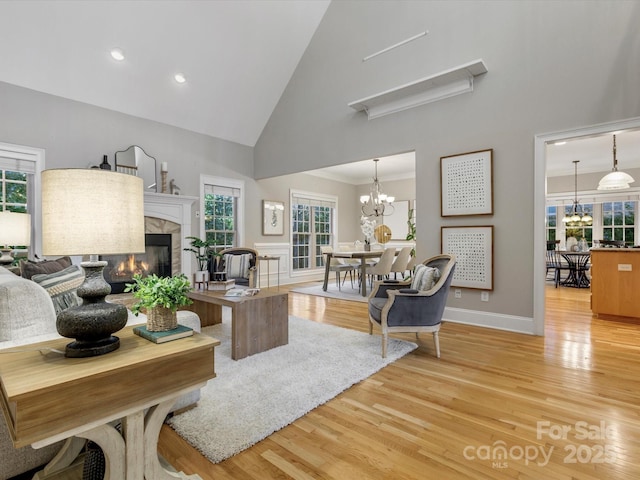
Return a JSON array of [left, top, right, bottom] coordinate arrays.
[[224, 253, 252, 279], [20, 256, 73, 280], [410, 265, 440, 291], [32, 264, 84, 314]]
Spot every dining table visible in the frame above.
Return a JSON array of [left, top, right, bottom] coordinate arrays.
[[559, 251, 591, 288], [323, 249, 393, 297]]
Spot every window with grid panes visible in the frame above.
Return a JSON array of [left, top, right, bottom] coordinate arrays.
[[602, 201, 635, 246], [203, 183, 241, 249], [1, 170, 28, 214], [545, 206, 557, 242], [291, 192, 336, 272]]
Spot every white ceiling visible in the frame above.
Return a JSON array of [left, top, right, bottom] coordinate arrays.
[[1, 1, 638, 183], [0, 0, 330, 147]]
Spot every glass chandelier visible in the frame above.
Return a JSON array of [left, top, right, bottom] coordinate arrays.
[[562, 160, 592, 226], [360, 158, 395, 217], [597, 134, 635, 190]]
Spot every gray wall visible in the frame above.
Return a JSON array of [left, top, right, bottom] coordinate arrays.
[[255, 0, 640, 323]]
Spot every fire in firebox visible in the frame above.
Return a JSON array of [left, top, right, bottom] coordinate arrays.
[[109, 255, 150, 280]]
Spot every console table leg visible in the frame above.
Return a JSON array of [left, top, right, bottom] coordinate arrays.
[[33, 437, 86, 479], [77, 423, 126, 480], [144, 398, 202, 479], [123, 410, 145, 479]]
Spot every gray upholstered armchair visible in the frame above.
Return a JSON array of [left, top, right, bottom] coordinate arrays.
[[213, 247, 258, 288], [367, 254, 456, 358]]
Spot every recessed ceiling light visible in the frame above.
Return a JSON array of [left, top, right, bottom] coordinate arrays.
[[174, 73, 186, 84], [110, 48, 125, 61]]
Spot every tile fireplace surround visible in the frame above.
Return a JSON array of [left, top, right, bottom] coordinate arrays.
[[143, 192, 197, 280]]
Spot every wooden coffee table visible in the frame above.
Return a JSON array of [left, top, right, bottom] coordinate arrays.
[[186, 289, 288, 360]]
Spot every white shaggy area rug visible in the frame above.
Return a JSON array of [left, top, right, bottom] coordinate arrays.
[[291, 282, 369, 303], [167, 315, 417, 463]]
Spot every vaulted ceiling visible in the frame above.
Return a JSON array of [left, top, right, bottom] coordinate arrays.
[[0, 0, 330, 147]]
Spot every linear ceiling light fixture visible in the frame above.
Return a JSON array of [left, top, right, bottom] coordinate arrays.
[[562, 160, 592, 226], [363, 31, 428, 62], [597, 134, 635, 190]]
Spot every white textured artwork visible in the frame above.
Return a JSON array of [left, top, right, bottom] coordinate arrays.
[[441, 149, 493, 216], [441, 226, 493, 290]]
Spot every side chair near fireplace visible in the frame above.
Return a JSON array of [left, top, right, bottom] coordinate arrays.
[[367, 254, 456, 358]]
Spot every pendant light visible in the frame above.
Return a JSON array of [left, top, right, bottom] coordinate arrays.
[[562, 160, 592, 226], [597, 134, 635, 190], [360, 158, 395, 217]]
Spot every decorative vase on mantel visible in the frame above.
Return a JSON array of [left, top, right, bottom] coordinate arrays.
[[147, 306, 177, 332]]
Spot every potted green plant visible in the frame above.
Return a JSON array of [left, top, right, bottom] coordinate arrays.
[[184, 236, 217, 283], [124, 273, 193, 331]]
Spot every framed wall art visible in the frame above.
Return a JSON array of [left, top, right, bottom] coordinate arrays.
[[441, 225, 493, 290], [262, 200, 285, 236], [440, 148, 493, 216]]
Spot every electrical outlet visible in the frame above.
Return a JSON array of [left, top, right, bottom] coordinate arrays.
[[454, 289, 462, 299], [481, 291, 489, 302]]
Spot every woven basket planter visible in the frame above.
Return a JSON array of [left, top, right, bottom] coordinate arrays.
[[147, 306, 177, 332]]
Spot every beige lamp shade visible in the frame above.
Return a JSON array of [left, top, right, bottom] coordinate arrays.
[[42, 169, 145, 256], [0, 211, 31, 246]]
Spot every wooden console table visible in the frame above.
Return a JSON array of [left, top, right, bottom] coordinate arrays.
[[187, 289, 288, 360], [0, 326, 219, 479]]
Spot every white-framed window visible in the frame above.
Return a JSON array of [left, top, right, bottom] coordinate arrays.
[[200, 175, 244, 249], [0, 142, 45, 257], [290, 190, 337, 272], [546, 194, 639, 248], [602, 201, 636, 246]]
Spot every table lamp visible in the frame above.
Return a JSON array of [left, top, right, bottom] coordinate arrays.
[[0, 211, 31, 265], [42, 169, 145, 357]]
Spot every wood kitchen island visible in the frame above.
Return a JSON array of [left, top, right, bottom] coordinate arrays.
[[590, 248, 640, 319]]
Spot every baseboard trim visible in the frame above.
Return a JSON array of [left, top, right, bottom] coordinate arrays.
[[443, 307, 536, 335]]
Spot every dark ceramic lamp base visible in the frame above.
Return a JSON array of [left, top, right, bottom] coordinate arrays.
[[56, 261, 128, 358]]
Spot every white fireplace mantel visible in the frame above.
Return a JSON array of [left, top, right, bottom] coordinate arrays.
[[144, 192, 197, 280]]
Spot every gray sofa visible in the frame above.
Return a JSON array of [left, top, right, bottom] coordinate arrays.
[[0, 265, 202, 479]]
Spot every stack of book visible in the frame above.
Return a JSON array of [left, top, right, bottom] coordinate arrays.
[[133, 324, 194, 344], [208, 279, 235, 290]]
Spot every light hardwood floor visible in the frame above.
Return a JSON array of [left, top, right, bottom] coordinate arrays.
[[158, 283, 640, 479]]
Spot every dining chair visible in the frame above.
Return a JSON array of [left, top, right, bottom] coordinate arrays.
[[320, 246, 355, 290], [389, 246, 413, 279], [364, 247, 396, 288]]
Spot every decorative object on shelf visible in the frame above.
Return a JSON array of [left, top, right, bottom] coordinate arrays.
[[360, 158, 395, 218], [115, 145, 158, 192], [124, 273, 193, 331], [0, 211, 30, 265], [441, 225, 493, 290], [348, 59, 488, 120], [41, 168, 145, 357], [597, 134, 635, 190], [184, 236, 219, 285], [262, 200, 285, 235], [209, 279, 235, 291], [99, 154, 112, 170], [361, 216, 376, 250], [161, 161, 168, 193], [170, 178, 180, 195], [562, 160, 593, 226], [441, 148, 493, 216]]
